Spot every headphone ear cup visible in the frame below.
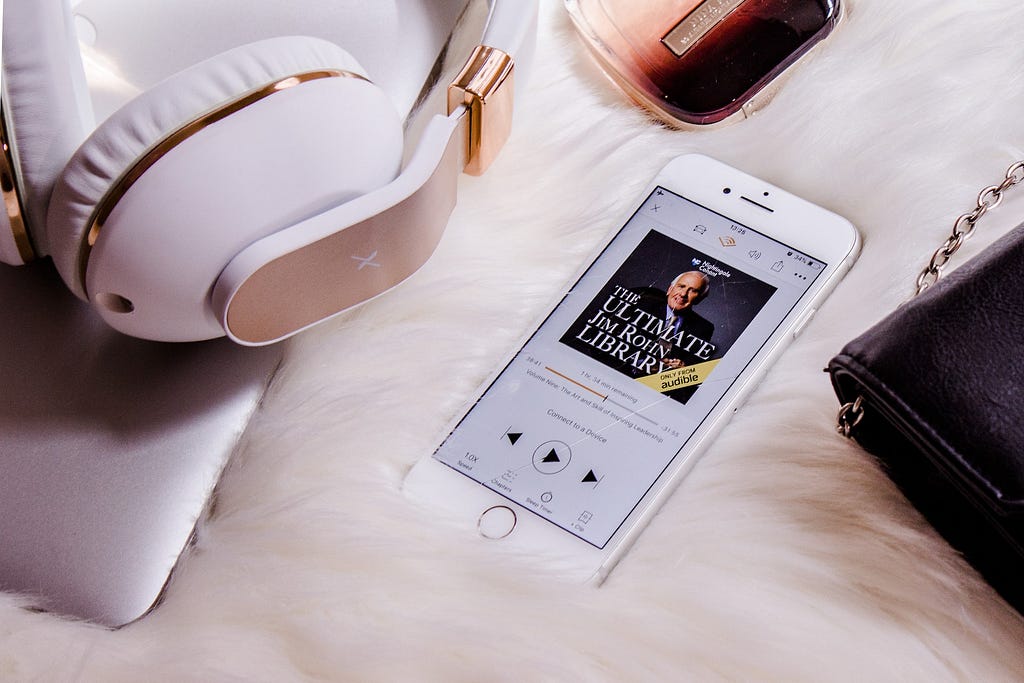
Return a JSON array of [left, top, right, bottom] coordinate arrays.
[[46, 36, 403, 342]]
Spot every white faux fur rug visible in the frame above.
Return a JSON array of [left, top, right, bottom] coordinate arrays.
[[5, 0, 1024, 679]]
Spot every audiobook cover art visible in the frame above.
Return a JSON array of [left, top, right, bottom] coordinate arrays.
[[559, 230, 777, 403]]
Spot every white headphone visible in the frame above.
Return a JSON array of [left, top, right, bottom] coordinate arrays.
[[0, 0, 537, 345]]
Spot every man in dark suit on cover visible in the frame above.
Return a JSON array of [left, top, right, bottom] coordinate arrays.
[[633, 271, 715, 401]]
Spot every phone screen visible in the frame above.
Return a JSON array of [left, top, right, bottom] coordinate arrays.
[[433, 186, 827, 548]]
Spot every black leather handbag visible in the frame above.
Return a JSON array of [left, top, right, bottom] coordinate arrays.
[[828, 161, 1024, 614]]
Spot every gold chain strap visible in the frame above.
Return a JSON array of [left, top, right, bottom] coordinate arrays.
[[836, 160, 1024, 437]]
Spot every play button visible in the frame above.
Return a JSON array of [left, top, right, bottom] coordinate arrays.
[[532, 440, 571, 474]]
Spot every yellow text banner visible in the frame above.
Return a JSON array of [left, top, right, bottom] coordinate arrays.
[[636, 359, 721, 393]]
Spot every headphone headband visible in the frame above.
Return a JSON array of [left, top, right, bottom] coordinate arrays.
[[0, 0, 95, 266], [0, 5, 30, 265], [215, 0, 538, 344]]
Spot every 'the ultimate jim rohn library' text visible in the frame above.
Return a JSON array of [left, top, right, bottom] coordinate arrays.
[[573, 284, 716, 376]]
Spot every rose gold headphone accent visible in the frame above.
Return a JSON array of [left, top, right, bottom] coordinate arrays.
[[224, 116, 463, 344], [0, 105, 33, 262], [77, 68, 368, 297], [226, 45, 520, 343], [448, 45, 514, 176]]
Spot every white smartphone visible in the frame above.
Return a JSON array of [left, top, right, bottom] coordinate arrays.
[[403, 153, 860, 582]]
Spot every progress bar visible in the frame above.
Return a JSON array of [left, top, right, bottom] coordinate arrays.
[[544, 366, 607, 399], [544, 366, 658, 426]]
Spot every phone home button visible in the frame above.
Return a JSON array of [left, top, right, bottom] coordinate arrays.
[[478, 505, 517, 539]]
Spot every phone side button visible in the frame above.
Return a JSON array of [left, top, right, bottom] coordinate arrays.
[[792, 307, 818, 338], [478, 505, 517, 539]]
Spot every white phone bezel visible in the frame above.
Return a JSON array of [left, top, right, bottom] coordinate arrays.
[[403, 153, 861, 583]]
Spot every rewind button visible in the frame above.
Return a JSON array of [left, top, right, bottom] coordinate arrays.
[[501, 427, 523, 446]]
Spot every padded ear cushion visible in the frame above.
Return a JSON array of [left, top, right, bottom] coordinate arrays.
[[44, 35, 378, 300], [3, 0, 95, 238]]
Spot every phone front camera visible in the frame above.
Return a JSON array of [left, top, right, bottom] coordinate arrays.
[[723, 188, 731, 194]]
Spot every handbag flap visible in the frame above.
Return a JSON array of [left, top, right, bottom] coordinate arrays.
[[831, 224, 1024, 514]]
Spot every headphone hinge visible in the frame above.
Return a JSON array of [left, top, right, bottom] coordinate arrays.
[[0, 103, 35, 263], [447, 45, 514, 176]]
